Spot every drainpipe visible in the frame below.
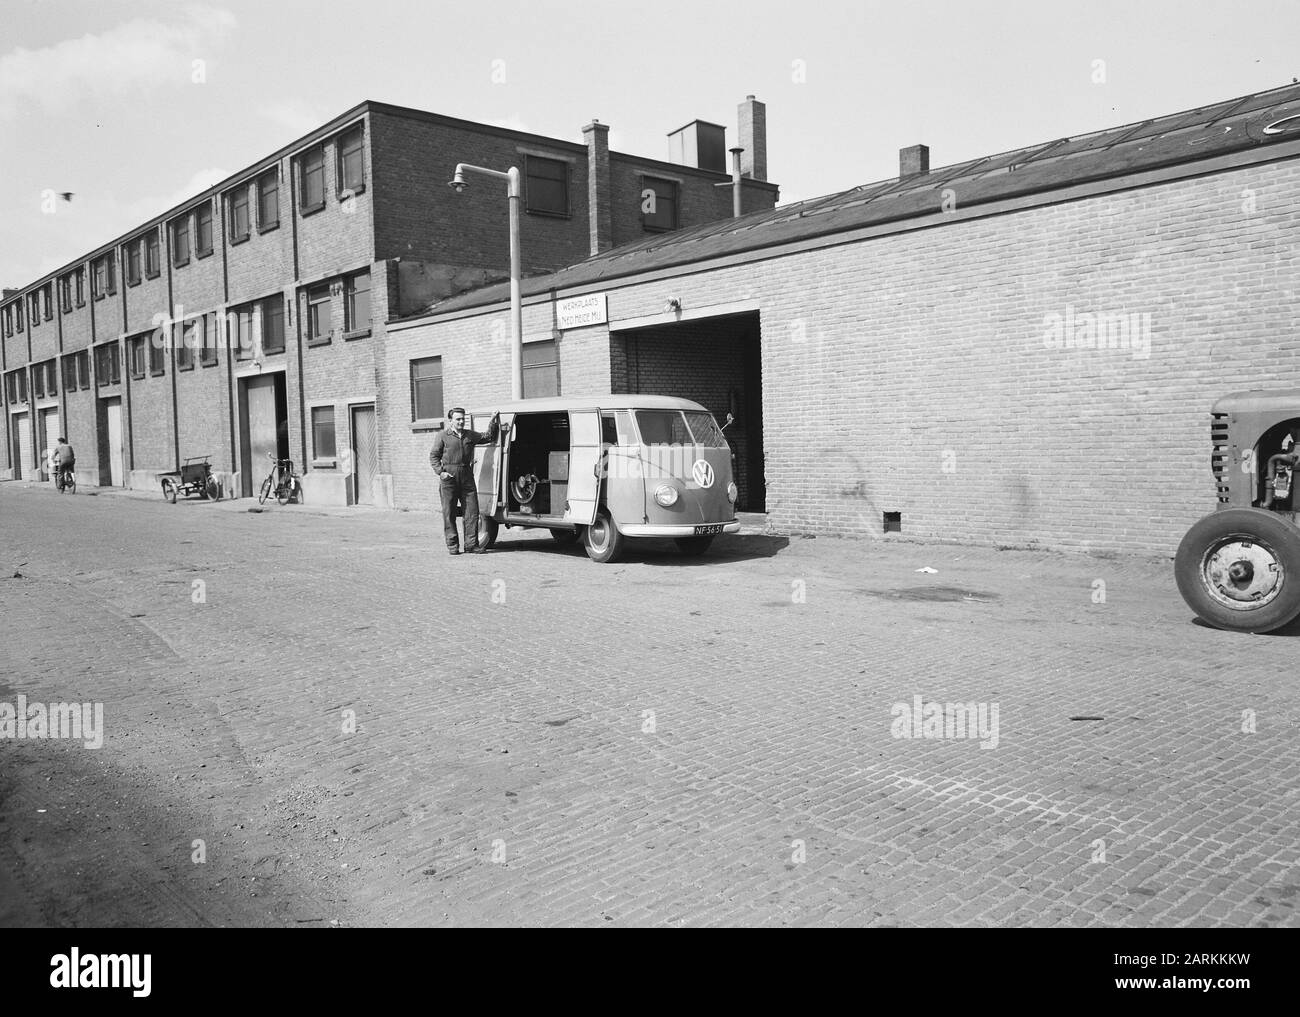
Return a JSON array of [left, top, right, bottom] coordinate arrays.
[[729, 147, 744, 217]]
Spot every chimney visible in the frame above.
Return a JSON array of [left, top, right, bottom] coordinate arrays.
[[899, 144, 930, 179], [738, 95, 767, 181], [583, 119, 612, 256]]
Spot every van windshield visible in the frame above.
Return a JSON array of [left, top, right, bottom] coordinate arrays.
[[634, 410, 693, 445], [683, 410, 728, 448]]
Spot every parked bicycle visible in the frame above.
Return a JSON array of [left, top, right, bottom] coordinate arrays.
[[259, 453, 302, 506]]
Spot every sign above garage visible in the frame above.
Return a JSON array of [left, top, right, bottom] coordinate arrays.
[[556, 293, 607, 330]]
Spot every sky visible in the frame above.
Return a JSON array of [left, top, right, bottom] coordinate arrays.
[[2, 0, 1298, 290]]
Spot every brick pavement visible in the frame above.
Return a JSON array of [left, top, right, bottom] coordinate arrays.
[[1, 479, 1298, 927]]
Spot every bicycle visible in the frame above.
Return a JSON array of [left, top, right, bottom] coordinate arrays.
[[55, 464, 76, 494], [259, 454, 302, 506]]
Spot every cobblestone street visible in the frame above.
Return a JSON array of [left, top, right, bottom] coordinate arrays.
[[2, 480, 1298, 928]]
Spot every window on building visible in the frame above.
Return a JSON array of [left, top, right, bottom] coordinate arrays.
[[42, 359, 57, 397], [229, 186, 250, 242], [59, 275, 72, 314], [75, 267, 86, 306], [126, 241, 142, 285], [521, 339, 559, 397], [312, 406, 337, 459], [128, 336, 147, 380], [300, 146, 325, 212], [15, 298, 24, 330], [258, 170, 279, 231], [525, 156, 569, 216], [177, 319, 196, 370], [306, 285, 330, 344], [141, 230, 158, 277], [200, 314, 217, 366], [3, 304, 10, 336], [62, 354, 77, 390], [410, 357, 443, 421], [171, 216, 190, 267], [344, 272, 370, 334], [149, 332, 165, 376], [93, 254, 115, 298], [337, 126, 364, 195], [29, 293, 41, 327], [262, 296, 285, 354], [33, 363, 44, 399], [76, 349, 90, 389], [41, 285, 52, 320], [95, 342, 121, 385], [230, 306, 255, 360], [196, 203, 213, 257], [641, 176, 679, 231], [4, 369, 26, 404]]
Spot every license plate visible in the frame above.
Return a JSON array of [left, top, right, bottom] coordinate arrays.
[[693, 524, 724, 536]]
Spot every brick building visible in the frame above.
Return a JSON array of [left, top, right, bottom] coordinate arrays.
[[382, 83, 1300, 555], [1, 97, 777, 503]]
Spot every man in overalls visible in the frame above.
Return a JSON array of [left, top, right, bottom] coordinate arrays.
[[430, 407, 500, 554]]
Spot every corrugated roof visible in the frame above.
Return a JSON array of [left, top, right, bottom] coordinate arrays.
[[421, 81, 1300, 318]]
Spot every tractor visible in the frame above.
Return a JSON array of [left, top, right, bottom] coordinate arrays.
[[1176, 389, 1300, 632]]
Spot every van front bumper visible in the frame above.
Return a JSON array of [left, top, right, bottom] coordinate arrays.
[[618, 521, 742, 537]]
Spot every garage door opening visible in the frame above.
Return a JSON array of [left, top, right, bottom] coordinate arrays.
[[238, 373, 289, 497], [610, 311, 765, 512]]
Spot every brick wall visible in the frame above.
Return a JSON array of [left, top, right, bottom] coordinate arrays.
[[382, 156, 1300, 555]]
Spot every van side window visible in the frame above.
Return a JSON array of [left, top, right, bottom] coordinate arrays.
[[601, 409, 636, 445]]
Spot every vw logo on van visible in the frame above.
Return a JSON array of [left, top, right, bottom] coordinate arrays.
[[692, 459, 715, 488]]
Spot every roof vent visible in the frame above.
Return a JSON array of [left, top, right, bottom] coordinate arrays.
[[668, 120, 727, 173]]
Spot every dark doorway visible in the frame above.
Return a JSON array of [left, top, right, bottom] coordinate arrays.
[[238, 372, 289, 497], [610, 311, 765, 511]]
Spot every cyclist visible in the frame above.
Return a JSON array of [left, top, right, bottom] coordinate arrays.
[[52, 437, 75, 488]]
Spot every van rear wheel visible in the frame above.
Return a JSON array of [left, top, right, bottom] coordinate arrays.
[[1175, 508, 1300, 633], [674, 536, 714, 556], [583, 509, 624, 563]]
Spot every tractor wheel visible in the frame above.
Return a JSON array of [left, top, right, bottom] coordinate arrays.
[[1175, 508, 1300, 633]]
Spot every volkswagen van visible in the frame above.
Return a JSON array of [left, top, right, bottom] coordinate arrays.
[[462, 395, 740, 563]]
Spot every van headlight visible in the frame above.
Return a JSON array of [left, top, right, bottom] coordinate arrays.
[[726, 482, 738, 503], [654, 485, 678, 507]]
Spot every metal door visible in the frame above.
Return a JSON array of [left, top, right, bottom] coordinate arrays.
[[243, 375, 277, 496], [40, 408, 60, 481], [105, 398, 124, 486], [350, 404, 377, 505], [563, 410, 601, 525], [15, 413, 32, 481], [472, 411, 510, 514]]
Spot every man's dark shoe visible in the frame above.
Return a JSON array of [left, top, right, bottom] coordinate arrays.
[[468, 546, 489, 554], [448, 548, 461, 556]]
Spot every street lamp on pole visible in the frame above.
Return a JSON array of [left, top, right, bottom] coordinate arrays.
[[448, 162, 523, 400]]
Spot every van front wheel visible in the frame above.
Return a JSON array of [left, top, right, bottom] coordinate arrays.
[[477, 515, 499, 550], [583, 509, 624, 563]]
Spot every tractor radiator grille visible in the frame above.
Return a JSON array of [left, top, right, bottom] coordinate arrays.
[[1210, 412, 1230, 504]]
